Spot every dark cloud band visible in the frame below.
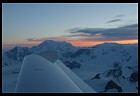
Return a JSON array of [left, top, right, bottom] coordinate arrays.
[[114, 14, 125, 18], [27, 24, 138, 42], [67, 23, 138, 41], [106, 19, 122, 23]]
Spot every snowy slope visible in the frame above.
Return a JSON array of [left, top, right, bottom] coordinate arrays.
[[60, 43, 138, 93], [2, 63, 21, 92]]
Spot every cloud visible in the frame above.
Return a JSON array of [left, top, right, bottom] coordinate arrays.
[[62, 34, 91, 37], [26, 37, 67, 42], [114, 14, 125, 18], [66, 23, 138, 41], [104, 14, 125, 19], [26, 24, 138, 46], [27, 38, 47, 42], [106, 19, 122, 23]]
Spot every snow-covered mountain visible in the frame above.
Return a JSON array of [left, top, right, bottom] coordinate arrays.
[[2, 46, 32, 67], [30, 40, 77, 53], [2, 40, 138, 93], [2, 40, 77, 67], [65, 43, 138, 93]]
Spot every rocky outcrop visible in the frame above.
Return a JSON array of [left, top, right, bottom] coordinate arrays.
[[104, 80, 123, 92], [64, 61, 81, 69], [91, 74, 100, 80]]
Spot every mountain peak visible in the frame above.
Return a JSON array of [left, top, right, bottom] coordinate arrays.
[[8, 46, 21, 52], [30, 40, 75, 53], [42, 40, 57, 43], [38, 40, 73, 46]]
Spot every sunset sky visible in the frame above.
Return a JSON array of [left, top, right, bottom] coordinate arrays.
[[2, 3, 138, 50]]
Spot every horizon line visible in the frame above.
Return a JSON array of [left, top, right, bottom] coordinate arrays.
[[2, 39, 138, 52]]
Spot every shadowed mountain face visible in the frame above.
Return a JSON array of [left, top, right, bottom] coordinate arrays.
[[102, 66, 122, 79], [129, 71, 138, 83], [37, 51, 58, 63], [5, 46, 31, 61], [70, 49, 90, 58], [2, 40, 138, 93]]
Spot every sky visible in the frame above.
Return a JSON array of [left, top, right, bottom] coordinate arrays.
[[2, 3, 138, 50]]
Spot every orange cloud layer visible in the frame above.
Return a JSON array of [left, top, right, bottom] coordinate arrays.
[[3, 39, 138, 51], [13, 39, 140, 47], [66, 39, 138, 47]]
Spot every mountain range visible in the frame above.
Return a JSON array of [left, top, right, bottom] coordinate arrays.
[[2, 40, 138, 93]]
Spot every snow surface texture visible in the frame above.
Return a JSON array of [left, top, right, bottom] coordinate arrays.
[[2, 40, 138, 93], [15, 52, 96, 93]]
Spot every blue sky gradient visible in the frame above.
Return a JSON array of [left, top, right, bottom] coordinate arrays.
[[2, 3, 138, 50]]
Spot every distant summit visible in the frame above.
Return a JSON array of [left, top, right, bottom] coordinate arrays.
[[30, 40, 76, 53], [38, 40, 73, 47]]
